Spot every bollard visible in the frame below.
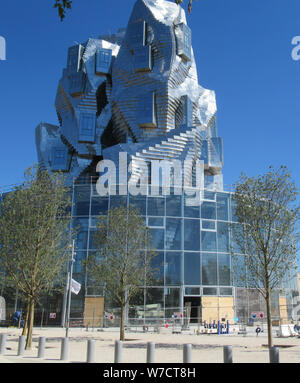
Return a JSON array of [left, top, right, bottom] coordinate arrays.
[[183, 344, 192, 363], [60, 337, 69, 361], [147, 342, 155, 363], [114, 340, 123, 363], [0, 334, 7, 355], [17, 335, 26, 356], [223, 345, 233, 363], [269, 347, 279, 363], [87, 339, 95, 363], [38, 337, 46, 359]]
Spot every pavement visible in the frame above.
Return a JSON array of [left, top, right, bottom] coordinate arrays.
[[0, 326, 300, 364]]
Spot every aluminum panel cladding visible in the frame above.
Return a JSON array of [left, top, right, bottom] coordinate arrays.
[[137, 92, 157, 128], [95, 48, 113, 75], [181, 95, 193, 127], [79, 113, 96, 143], [128, 20, 146, 47], [211, 137, 223, 165], [174, 23, 192, 62], [51, 146, 70, 172], [69, 71, 86, 97], [134, 45, 152, 72], [200, 139, 208, 165], [67, 44, 84, 74]]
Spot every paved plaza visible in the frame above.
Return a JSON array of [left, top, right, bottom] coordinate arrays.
[[0, 326, 300, 364]]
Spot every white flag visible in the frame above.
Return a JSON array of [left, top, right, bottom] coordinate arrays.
[[71, 278, 81, 295]]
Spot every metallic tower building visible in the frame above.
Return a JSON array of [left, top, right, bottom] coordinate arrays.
[[34, 0, 297, 326], [36, 0, 223, 191]]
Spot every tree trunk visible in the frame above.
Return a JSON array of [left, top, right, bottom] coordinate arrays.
[[266, 287, 273, 348], [25, 298, 35, 350], [120, 304, 125, 341], [22, 300, 30, 336]]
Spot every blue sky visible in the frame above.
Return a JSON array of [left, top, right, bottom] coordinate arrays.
[[0, 0, 299, 193]]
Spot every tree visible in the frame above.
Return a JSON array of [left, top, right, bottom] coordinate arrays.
[[54, 0, 72, 21], [232, 166, 300, 348], [0, 166, 71, 349], [86, 205, 156, 341], [54, 0, 196, 21]]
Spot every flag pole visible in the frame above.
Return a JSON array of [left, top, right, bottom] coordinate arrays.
[[65, 239, 75, 338]]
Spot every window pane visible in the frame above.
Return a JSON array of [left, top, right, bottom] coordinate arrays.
[[91, 196, 108, 215], [73, 185, 90, 216], [201, 231, 217, 251], [217, 222, 230, 252], [109, 195, 127, 209], [217, 193, 229, 221], [148, 217, 164, 227], [202, 220, 216, 230], [184, 252, 200, 285], [149, 228, 164, 250], [166, 218, 182, 250], [232, 255, 246, 287], [165, 288, 180, 309], [147, 196, 165, 216], [184, 193, 200, 218], [218, 254, 231, 286], [165, 252, 182, 286], [146, 288, 164, 318], [185, 287, 200, 295], [204, 191, 216, 201], [129, 195, 146, 215], [220, 287, 233, 296], [149, 251, 164, 285], [202, 253, 217, 285], [203, 287, 217, 295], [201, 201, 216, 220], [166, 195, 182, 217], [184, 219, 200, 251]]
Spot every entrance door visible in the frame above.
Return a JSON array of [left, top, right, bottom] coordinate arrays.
[[184, 296, 201, 323]]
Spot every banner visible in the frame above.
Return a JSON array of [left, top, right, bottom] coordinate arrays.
[[71, 278, 81, 295]]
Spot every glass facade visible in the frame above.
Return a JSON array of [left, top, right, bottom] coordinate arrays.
[[67, 182, 299, 324]]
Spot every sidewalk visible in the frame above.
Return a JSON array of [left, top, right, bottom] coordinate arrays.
[[1, 327, 300, 363]]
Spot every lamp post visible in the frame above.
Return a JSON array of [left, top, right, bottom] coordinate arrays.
[[65, 240, 75, 338]]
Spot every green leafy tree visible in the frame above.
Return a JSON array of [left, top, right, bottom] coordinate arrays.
[[54, 0, 72, 21], [232, 166, 300, 348], [86, 205, 156, 341], [0, 166, 71, 349]]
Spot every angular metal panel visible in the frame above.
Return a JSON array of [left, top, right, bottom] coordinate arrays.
[[137, 92, 156, 128], [79, 113, 96, 143], [128, 20, 146, 47], [51, 146, 70, 172], [175, 23, 191, 61], [69, 71, 86, 97], [134, 45, 152, 72], [67, 44, 84, 74], [95, 48, 112, 75]]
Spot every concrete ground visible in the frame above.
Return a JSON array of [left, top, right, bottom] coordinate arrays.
[[0, 326, 300, 364]]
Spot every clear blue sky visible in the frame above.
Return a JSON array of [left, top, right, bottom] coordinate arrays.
[[0, 0, 299, 192]]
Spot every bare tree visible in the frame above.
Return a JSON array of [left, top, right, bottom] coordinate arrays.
[[232, 166, 300, 348], [86, 205, 156, 341], [0, 166, 71, 349]]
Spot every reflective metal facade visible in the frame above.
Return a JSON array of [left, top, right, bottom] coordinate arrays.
[[34, 0, 298, 323], [36, 0, 223, 190]]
